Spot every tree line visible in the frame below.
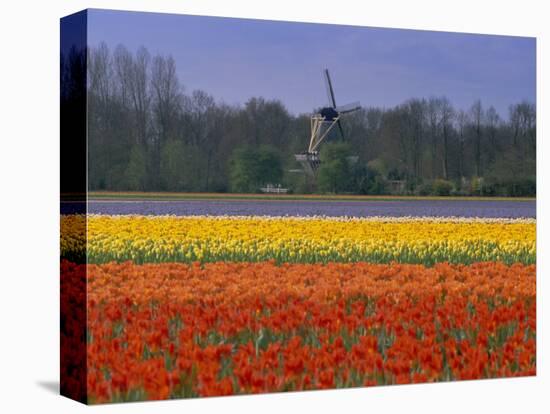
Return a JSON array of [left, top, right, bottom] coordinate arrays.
[[66, 43, 535, 196]]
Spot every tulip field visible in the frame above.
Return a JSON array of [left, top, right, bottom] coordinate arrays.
[[60, 203, 536, 403]]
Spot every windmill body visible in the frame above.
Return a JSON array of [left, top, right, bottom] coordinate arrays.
[[295, 69, 361, 176]]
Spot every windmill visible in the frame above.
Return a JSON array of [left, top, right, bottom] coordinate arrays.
[[294, 69, 361, 176]]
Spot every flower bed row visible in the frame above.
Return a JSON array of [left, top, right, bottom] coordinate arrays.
[[61, 215, 536, 265], [58, 260, 538, 403]]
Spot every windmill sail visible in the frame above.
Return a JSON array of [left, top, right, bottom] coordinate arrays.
[[294, 68, 361, 176], [336, 101, 361, 114], [323, 69, 337, 108]]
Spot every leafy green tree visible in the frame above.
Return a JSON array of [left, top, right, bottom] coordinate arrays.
[[229, 147, 257, 192], [318, 159, 348, 193], [317, 142, 352, 193], [257, 146, 283, 184], [353, 164, 386, 195], [484, 149, 536, 196], [432, 179, 453, 196], [229, 146, 282, 192], [160, 140, 186, 191], [123, 145, 147, 190]]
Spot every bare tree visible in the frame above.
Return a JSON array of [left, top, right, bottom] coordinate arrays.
[[427, 97, 442, 178], [130, 46, 151, 147], [377, 101, 427, 183], [204, 104, 235, 191], [405, 99, 425, 180], [150, 54, 183, 186], [485, 105, 500, 164], [440, 97, 454, 180], [455, 109, 469, 179], [186, 89, 215, 146], [88, 42, 111, 104], [470, 100, 484, 177], [509, 101, 536, 159], [151, 54, 182, 142], [113, 45, 134, 108]]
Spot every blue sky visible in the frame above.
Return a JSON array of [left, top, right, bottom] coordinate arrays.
[[87, 9, 535, 119]]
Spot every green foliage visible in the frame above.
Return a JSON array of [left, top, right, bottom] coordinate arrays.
[[257, 146, 284, 184], [483, 150, 536, 196], [284, 170, 310, 194], [229, 146, 283, 193], [367, 175, 387, 195], [160, 140, 186, 191], [123, 145, 147, 191], [482, 177, 535, 197], [432, 179, 453, 196], [318, 142, 353, 193], [470, 177, 483, 195], [158, 140, 208, 191], [319, 141, 352, 163], [416, 182, 432, 196], [415, 179, 454, 196], [352, 165, 387, 195], [229, 147, 258, 193], [366, 158, 388, 177], [318, 159, 348, 193]]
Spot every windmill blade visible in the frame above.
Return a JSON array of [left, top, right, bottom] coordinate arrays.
[[323, 69, 337, 108], [337, 119, 345, 140], [336, 101, 361, 114]]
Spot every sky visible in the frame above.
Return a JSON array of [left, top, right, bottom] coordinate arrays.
[[87, 9, 536, 119]]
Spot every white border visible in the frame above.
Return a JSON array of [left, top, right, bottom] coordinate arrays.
[[0, 1, 546, 413]]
